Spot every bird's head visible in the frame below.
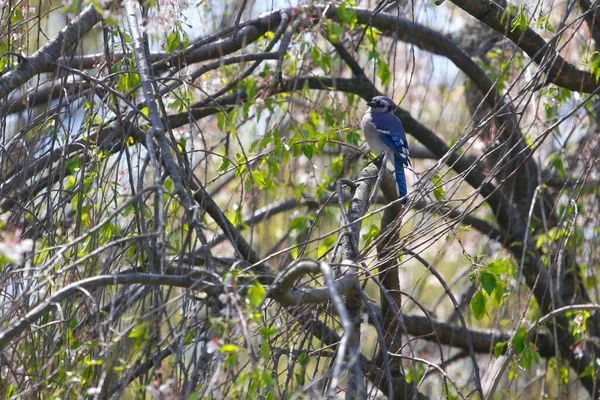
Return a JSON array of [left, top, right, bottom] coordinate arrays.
[[366, 96, 396, 113]]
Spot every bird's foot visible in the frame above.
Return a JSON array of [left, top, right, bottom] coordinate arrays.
[[369, 153, 386, 168]]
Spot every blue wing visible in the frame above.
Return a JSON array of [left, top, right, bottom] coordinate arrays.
[[379, 129, 411, 167], [372, 113, 411, 166], [369, 112, 411, 202], [393, 154, 408, 204]]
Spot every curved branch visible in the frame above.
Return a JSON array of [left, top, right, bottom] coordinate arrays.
[[5, 2, 593, 104], [396, 313, 556, 358], [447, 0, 598, 92], [0, 5, 102, 99], [0, 272, 211, 350], [269, 260, 359, 307], [0, 263, 365, 352]]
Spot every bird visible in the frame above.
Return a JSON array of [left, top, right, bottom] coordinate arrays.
[[361, 95, 411, 204]]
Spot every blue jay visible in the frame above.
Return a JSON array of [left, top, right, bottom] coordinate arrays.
[[361, 96, 411, 203]]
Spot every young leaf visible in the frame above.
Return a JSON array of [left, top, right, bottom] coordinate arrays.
[[166, 30, 180, 53], [219, 344, 239, 353], [247, 281, 266, 308], [493, 341, 507, 357], [481, 272, 496, 295], [377, 57, 391, 86], [251, 170, 266, 187], [513, 326, 527, 354], [470, 290, 486, 320], [432, 173, 446, 201]]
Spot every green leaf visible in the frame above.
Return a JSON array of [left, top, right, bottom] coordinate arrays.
[[311, 46, 320, 65], [219, 344, 239, 353], [64, 175, 76, 190], [128, 323, 148, 339], [493, 280, 506, 304], [261, 338, 271, 360], [217, 157, 230, 172], [559, 364, 569, 383], [591, 52, 600, 82], [68, 318, 78, 329], [247, 281, 266, 308], [511, 5, 529, 32], [302, 144, 315, 159], [488, 259, 512, 275], [513, 326, 527, 354], [289, 216, 308, 232], [292, 141, 302, 157], [299, 352, 309, 366], [166, 30, 180, 53], [317, 133, 328, 151], [65, 158, 80, 175], [177, 137, 187, 153], [377, 57, 391, 86], [295, 372, 304, 386], [532, 348, 541, 364], [521, 346, 533, 371], [365, 27, 380, 48], [294, 183, 305, 201], [362, 224, 380, 247], [337, 1, 357, 29], [228, 204, 246, 228], [317, 235, 337, 258], [5, 385, 16, 397], [470, 290, 486, 320], [493, 341, 507, 357], [129, 73, 140, 92], [217, 111, 225, 131], [549, 153, 566, 178], [326, 20, 344, 44], [260, 327, 277, 337], [536, 13, 555, 33], [406, 367, 415, 383], [310, 109, 322, 127], [432, 173, 445, 201], [164, 177, 174, 192], [580, 363, 596, 379], [10, 5, 22, 24], [251, 170, 266, 187], [481, 272, 496, 295]]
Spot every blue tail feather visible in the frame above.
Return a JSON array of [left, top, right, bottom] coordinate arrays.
[[393, 155, 408, 204]]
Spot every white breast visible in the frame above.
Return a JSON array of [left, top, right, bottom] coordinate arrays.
[[361, 112, 392, 156]]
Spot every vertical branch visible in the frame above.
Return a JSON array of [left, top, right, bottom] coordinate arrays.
[[338, 163, 379, 399], [376, 171, 405, 375], [125, 1, 166, 273]]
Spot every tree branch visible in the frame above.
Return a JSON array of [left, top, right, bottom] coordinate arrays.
[[447, 0, 599, 92], [0, 5, 102, 99]]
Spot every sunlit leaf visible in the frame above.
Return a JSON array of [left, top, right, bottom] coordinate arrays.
[[481, 272, 496, 295], [470, 291, 486, 320], [512, 326, 527, 354]]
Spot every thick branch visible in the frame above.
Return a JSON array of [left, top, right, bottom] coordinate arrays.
[[447, 0, 599, 92], [0, 5, 102, 99], [398, 313, 556, 358], [337, 164, 380, 399]]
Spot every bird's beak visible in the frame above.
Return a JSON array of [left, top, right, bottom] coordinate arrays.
[[366, 101, 377, 107]]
